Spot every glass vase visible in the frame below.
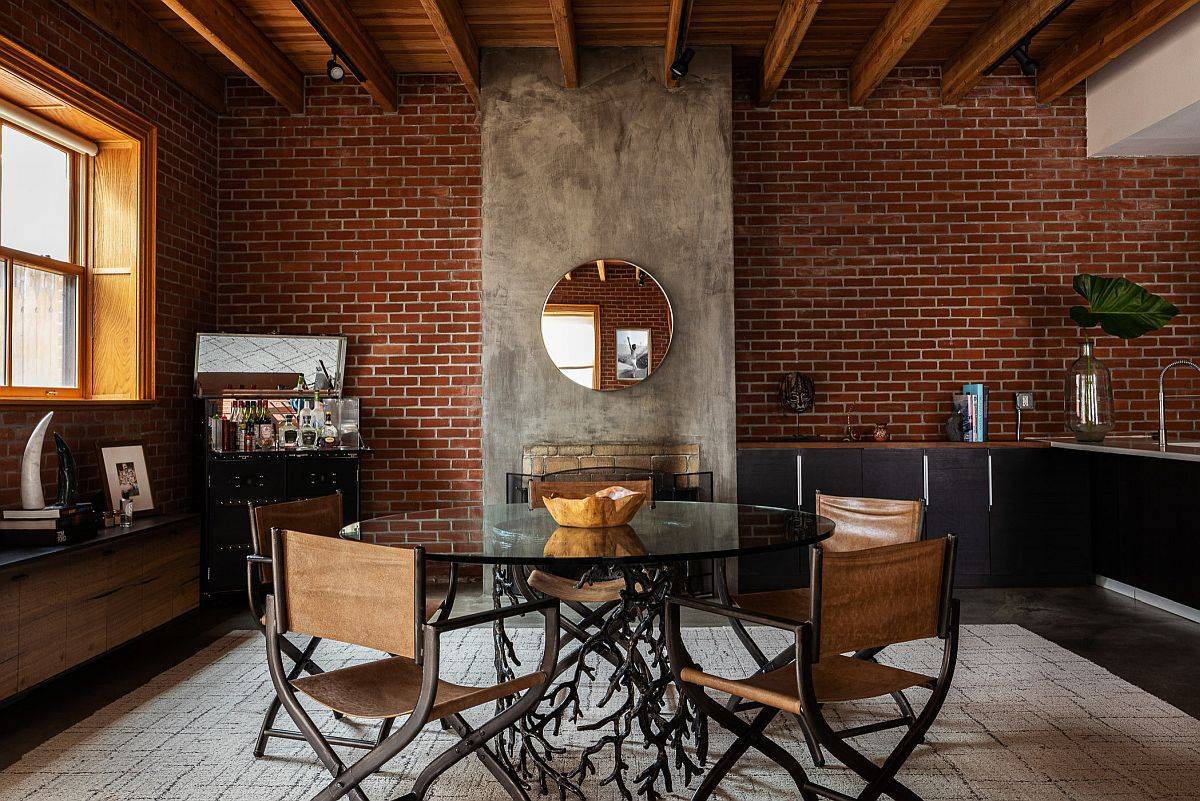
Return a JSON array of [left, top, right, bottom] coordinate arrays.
[[1065, 340, 1114, 443]]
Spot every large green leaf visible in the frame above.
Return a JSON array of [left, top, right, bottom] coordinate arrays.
[[1069, 273, 1179, 339]]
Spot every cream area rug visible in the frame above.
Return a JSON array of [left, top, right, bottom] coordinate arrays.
[[0, 625, 1197, 801]]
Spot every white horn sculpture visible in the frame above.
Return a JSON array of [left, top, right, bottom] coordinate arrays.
[[20, 412, 53, 510]]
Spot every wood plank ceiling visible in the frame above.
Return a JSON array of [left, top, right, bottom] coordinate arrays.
[[120, 0, 1194, 112]]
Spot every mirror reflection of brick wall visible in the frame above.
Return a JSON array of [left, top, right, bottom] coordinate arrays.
[[546, 262, 673, 390]]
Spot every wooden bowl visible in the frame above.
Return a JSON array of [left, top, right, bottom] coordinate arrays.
[[542, 491, 646, 528]]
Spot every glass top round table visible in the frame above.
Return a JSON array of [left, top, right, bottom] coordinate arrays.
[[340, 501, 834, 566]]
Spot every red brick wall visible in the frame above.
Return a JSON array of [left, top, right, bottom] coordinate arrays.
[[545, 261, 673, 390], [735, 67, 1200, 442], [0, 1, 219, 512], [218, 76, 482, 516]]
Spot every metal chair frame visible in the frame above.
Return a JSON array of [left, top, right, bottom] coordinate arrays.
[[715, 494, 928, 765], [258, 536, 560, 801], [246, 494, 460, 757], [666, 537, 960, 801]]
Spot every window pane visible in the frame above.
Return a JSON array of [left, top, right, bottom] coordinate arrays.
[[2, 126, 72, 262], [542, 313, 596, 389], [11, 262, 77, 387], [0, 270, 5, 386], [542, 314, 596, 367], [561, 368, 594, 388]]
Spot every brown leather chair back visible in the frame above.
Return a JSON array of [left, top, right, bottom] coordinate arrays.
[[271, 528, 423, 660], [249, 493, 344, 580], [810, 536, 955, 660], [528, 478, 654, 510], [815, 492, 924, 553]]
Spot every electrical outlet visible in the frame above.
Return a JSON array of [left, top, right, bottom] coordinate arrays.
[[1014, 392, 1036, 411]]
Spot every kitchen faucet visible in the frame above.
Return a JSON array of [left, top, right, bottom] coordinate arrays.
[[1157, 360, 1200, 450]]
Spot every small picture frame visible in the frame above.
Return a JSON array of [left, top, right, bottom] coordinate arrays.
[[96, 440, 156, 514], [616, 328, 651, 382]]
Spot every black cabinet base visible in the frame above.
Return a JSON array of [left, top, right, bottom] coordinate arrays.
[[203, 450, 361, 596]]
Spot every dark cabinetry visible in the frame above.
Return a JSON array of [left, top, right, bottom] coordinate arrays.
[[798, 449, 862, 511], [736, 449, 797, 508], [0, 517, 199, 706], [1091, 454, 1200, 609], [203, 451, 361, 595], [737, 444, 1093, 588], [989, 448, 1090, 584], [925, 449, 991, 579]]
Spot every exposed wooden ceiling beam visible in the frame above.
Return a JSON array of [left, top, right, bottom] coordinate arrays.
[[941, 0, 1064, 105], [548, 0, 578, 88], [294, 0, 398, 112], [1037, 0, 1200, 103], [61, 0, 226, 112], [664, 0, 693, 88], [849, 0, 952, 107], [156, 0, 304, 113], [417, 0, 480, 105], [757, 0, 823, 106]]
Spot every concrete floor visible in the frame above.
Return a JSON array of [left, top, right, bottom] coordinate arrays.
[[0, 585, 1197, 770]]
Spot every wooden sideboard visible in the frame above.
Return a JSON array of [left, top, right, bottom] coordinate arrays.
[[0, 514, 200, 704]]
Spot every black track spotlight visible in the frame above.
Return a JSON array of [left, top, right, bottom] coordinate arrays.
[[326, 54, 346, 83], [669, 47, 695, 82], [1012, 43, 1039, 77]]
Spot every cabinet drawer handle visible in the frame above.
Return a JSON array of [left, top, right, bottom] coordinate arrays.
[[10, 573, 28, 582], [102, 548, 117, 556]]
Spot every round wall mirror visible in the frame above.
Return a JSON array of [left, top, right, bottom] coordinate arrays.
[[541, 259, 673, 391]]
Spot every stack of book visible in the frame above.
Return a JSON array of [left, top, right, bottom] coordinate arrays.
[[0, 503, 99, 546], [953, 383, 989, 442]]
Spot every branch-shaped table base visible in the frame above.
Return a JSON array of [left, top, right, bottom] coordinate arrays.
[[491, 562, 708, 801]]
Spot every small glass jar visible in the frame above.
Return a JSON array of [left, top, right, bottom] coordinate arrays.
[[120, 492, 135, 527], [1065, 340, 1114, 443]]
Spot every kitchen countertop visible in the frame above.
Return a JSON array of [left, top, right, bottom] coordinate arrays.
[[0, 512, 198, 571], [1038, 436, 1200, 463], [738, 440, 1047, 449]]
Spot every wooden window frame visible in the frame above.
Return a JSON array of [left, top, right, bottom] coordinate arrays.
[[0, 124, 87, 399], [0, 34, 156, 405], [543, 303, 600, 390]]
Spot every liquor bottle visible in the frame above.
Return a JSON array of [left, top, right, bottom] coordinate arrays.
[[298, 404, 318, 450], [280, 414, 298, 448], [256, 400, 276, 450], [320, 411, 338, 450], [242, 400, 255, 452]]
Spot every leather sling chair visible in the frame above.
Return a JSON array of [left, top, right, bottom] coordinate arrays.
[[515, 478, 655, 674], [666, 535, 959, 801], [247, 493, 460, 757], [716, 492, 925, 766], [257, 528, 560, 801]]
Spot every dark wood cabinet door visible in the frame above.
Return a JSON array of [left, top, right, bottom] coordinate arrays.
[[925, 449, 990, 579], [799, 449, 862, 512], [1126, 457, 1200, 608], [1089, 453, 1126, 583], [285, 456, 360, 524], [208, 457, 286, 503], [989, 448, 1090, 584], [0, 570, 18, 699], [861, 449, 924, 502], [205, 501, 256, 595], [737, 449, 798, 509]]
